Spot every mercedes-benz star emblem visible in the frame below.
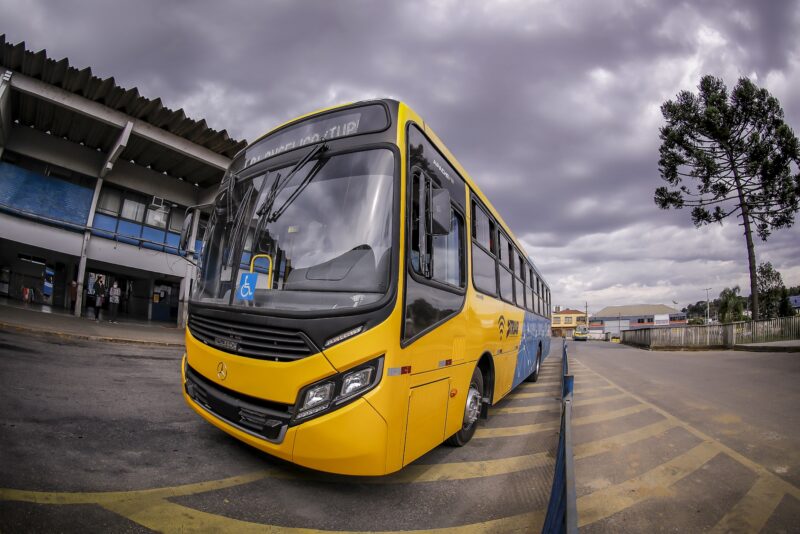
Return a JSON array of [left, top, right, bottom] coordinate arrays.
[[216, 361, 228, 381]]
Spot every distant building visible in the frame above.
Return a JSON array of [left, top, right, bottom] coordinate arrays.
[[551, 307, 587, 337], [592, 304, 686, 335], [789, 295, 800, 313]]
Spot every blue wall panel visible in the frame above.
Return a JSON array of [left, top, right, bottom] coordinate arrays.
[[92, 213, 117, 238], [141, 227, 166, 251], [117, 220, 143, 246], [0, 162, 93, 225]]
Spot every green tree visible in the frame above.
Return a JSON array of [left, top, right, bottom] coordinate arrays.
[[757, 261, 785, 319], [655, 76, 800, 320], [717, 286, 745, 323]]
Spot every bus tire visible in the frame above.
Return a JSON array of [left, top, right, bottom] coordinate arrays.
[[525, 347, 542, 382], [446, 367, 484, 447]]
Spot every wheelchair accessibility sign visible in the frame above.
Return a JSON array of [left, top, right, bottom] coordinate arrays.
[[237, 272, 257, 301]]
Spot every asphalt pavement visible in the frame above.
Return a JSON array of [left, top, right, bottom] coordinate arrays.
[[569, 340, 800, 532], [2, 323, 799, 532], [0, 328, 563, 532]]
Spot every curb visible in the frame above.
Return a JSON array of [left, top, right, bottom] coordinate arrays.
[[0, 321, 185, 348], [733, 344, 800, 353], [623, 342, 800, 353]]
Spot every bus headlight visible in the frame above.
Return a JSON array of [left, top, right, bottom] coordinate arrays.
[[299, 382, 335, 414], [341, 368, 373, 398], [293, 356, 383, 423]]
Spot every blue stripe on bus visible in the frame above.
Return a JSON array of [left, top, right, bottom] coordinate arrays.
[[511, 312, 552, 389]]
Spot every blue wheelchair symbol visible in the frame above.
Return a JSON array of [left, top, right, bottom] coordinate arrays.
[[237, 272, 257, 301]]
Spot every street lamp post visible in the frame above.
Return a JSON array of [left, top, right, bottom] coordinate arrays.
[[704, 287, 712, 325]]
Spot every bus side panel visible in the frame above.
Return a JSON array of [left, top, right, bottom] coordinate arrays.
[[403, 378, 449, 466], [511, 311, 552, 390], [494, 305, 526, 400]]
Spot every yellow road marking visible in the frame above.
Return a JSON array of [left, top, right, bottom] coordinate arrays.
[[475, 404, 650, 439], [0, 470, 273, 505], [506, 384, 617, 401], [103, 497, 545, 534], [522, 377, 600, 388], [577, 441, 720, 526], [708, 476, 787, 534], [576, 359, 800, 525], [573, 419, 677, 460], [390, 451, 551, 483], [492, 403, 559, 415], [506, 389, 561, 400], [494, 393, 627, 415]]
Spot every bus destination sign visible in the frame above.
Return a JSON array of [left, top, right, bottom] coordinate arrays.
[[242, 104, 389, 169]]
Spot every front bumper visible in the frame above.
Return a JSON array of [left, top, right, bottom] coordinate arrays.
[[181, 354, 389, 475]]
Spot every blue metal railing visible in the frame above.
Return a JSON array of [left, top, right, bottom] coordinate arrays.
[[542, 339, 578, 533]]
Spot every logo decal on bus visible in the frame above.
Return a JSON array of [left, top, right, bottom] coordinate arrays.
[[216, 361, 228, 381], [499, 316, 520, 339]]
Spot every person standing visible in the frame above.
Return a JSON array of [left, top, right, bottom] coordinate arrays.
[[69, 281, 78, 313], [94, 276, 105, 321], [109, 281, 121, 323]]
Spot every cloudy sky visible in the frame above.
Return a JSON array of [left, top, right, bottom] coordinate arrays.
[[3, 0, 799, 313]]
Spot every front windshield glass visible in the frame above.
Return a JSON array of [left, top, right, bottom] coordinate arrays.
[[193, 149, 395, 312]]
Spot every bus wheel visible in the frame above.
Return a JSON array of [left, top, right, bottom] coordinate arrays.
[[525, 347, 541, 382], [446, 367, 484, 447]]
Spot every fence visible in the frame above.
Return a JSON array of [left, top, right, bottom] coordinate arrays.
[[542, 339, 578, 533], [621, 316, 800, 349]]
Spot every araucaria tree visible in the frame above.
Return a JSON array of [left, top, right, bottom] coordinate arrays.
[[655, 75, 800, 319]]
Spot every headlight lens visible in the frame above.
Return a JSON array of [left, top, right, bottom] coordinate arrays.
[[341, 368, 373, 398], [300, 382, 335, 413], [293, 356, 383, 423]]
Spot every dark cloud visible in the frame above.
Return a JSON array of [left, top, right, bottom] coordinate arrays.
[[2, 0, 799, 309]]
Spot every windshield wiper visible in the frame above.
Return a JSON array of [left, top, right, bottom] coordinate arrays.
[[268, 151, 329, 223], [266, 142, 328, 219], [250, 142, 328, 251]]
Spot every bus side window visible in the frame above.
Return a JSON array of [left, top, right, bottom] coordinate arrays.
[[497, 231, 514, 304], [432, 211, 465, 287], [471, 202, 498, 296], [513, 251, 525, 309], [411, 170, 465, 288]]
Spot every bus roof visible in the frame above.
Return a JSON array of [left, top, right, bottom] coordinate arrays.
[[242, 98, 548, 288]]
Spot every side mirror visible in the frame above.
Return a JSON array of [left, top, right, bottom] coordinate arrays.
[[179, 211, 194, 252], [429, 188, 451, 236]]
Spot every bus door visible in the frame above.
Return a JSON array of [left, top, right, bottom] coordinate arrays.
[[402, 126, 468, 463]]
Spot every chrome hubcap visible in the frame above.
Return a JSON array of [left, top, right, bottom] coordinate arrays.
[[464, 385, 481, 427]]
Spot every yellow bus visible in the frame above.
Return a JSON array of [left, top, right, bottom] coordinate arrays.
[[181, 100, 552, 475]]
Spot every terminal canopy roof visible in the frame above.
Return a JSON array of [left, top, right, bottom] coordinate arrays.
[[0, 35, 246, 187]]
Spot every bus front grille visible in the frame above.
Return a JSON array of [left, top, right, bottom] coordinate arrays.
[[184, 363, 291, 442], [188, 312, 315, 362]]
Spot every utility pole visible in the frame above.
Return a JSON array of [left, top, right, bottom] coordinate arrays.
[[704, 287, 712, 325], [585, 301, 589, 330]]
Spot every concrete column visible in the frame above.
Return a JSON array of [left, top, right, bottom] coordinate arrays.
[[177, 208, 201, 328], [0, 70, 12, 159], [74, 177, 104, 317], [147, 278, 155, 321]]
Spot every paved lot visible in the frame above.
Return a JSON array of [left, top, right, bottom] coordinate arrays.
[[0, 328, 563, 532], [3, 329, 798, 532], [569, 340, 800, 532]]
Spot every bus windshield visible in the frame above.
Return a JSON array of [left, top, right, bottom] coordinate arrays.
[[193, 148, 395, 312]]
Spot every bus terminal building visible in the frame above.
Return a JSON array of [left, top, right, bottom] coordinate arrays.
[[0, 36, 245, 325]]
